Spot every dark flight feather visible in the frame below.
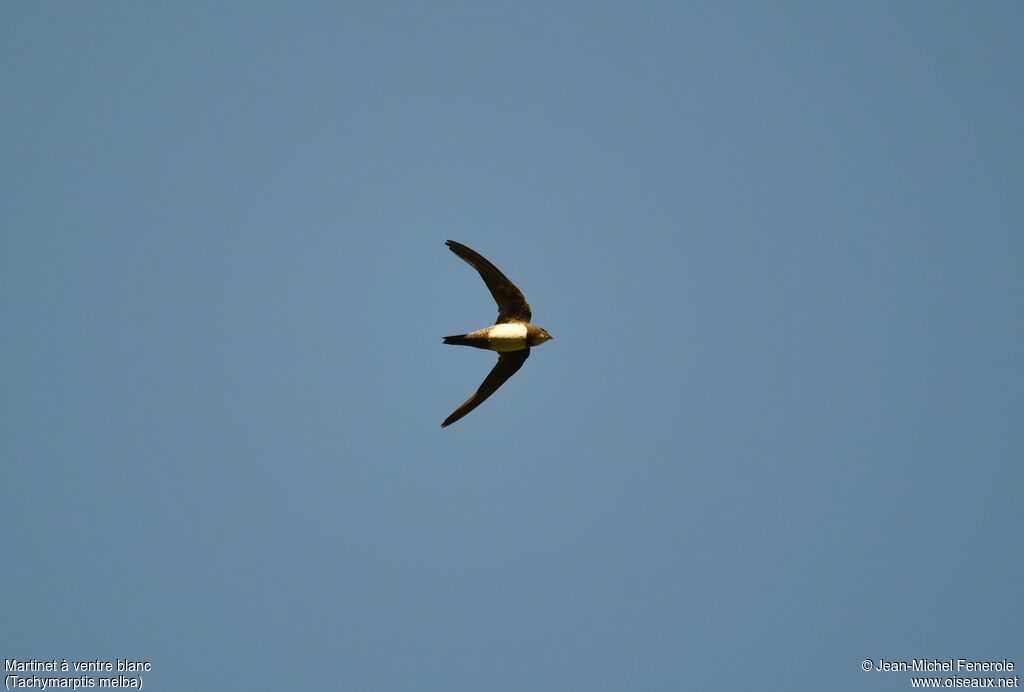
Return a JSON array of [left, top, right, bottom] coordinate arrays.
[[441, 349, 530, 427], [445, 240, 532, 324]]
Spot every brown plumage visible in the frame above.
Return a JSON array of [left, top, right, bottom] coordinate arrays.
[[441, 240, 553, 427]]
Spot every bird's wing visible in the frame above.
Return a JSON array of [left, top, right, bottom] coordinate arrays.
[[446, 240, 532, 324], [441, 349, 530, 427]]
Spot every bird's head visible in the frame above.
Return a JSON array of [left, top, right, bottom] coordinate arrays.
[[530, 326, 554, 346]]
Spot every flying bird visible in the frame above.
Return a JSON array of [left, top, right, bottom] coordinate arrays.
[[441, 240, 553, 427]]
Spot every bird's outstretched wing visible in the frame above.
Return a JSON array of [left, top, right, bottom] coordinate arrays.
[[446, 240, 532, 324], [441, 349, 530, 427]]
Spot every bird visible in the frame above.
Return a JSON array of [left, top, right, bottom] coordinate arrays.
[[441, 240, 553, 427]]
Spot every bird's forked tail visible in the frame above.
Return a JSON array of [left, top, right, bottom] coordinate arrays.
[[443, 334, 472, 346]]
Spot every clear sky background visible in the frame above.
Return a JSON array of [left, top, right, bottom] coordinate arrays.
[[3, 3, 1021, 690]]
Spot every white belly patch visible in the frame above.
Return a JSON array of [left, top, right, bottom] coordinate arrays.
[[487, 323, 528, 351]]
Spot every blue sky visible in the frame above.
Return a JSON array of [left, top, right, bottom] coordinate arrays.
[[3, 3, 1021, 690]]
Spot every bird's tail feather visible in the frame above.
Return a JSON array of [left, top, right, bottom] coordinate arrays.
[[443, 334, 471, 346]]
